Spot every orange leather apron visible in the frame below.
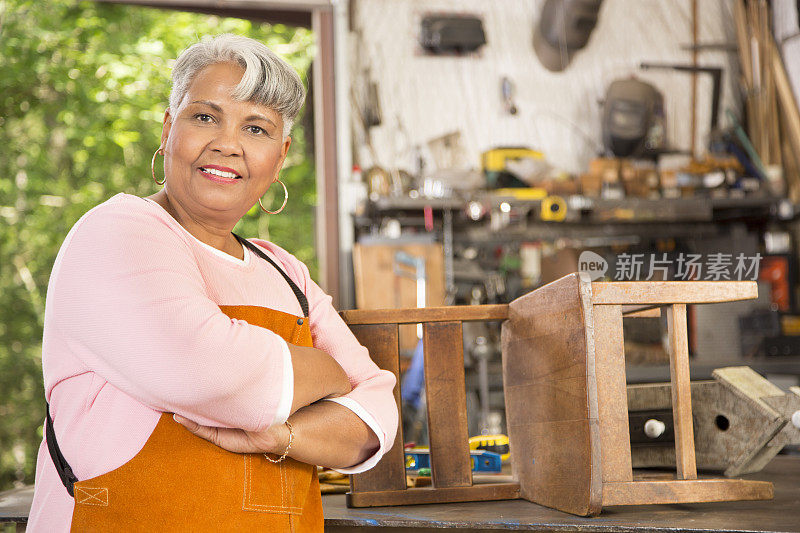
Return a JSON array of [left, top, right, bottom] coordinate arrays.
[[67, 305, 324, 532]]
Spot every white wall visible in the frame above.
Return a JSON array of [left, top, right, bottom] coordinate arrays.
[[350, 0, 740, 176], [773, 0, 800, 106]]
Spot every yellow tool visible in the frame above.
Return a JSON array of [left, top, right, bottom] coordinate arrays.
[[469, 434, 510, 462], [493, 187, 548, 200], [482, 147, 545, 189], [481, 147, 544, 172]]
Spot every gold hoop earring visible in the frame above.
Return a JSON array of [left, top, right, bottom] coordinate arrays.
[[258, 179, 288, 214], [151, 147, 165, 185]]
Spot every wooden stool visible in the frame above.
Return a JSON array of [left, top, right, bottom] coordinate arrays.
[[341, 306, 519, 507], [501, 273, 774, 516]]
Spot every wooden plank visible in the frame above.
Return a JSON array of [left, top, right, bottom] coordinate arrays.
[[771, 33, 800, 197], [689, 0, 698, 157], [348, 324, 407, 494], [602, 479, 773, 506], [733, 0, 753, 90], [712, 366, 784, 416], [628, 380, 785, 475], [502, 273, 602, 516], [781, 111, 800, 203], [592, 281, 757, 305], [423, 321, 472, 488], [352, 242, 446, 351], [352, 243, 446, 311], [763, 1, 782, 168], [101, 0, 333, 11], [622, 305, 662, 318], [340, 304, 508, 325], [665, 304, 697, 480], [592, 305, 633, 482], [346, 482, 520, 507], [711, 366, 789, 477]]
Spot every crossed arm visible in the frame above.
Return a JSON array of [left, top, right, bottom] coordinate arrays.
[[50, 202, 393, 471], [174, 343, 381, 469]]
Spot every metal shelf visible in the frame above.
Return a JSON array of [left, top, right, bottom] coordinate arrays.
[[626, 357, 800, 383], [359, 194, 795, 225]]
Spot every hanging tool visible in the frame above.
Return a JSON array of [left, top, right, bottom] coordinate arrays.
[[501, 76, 518, 115], [601, 78, 666, 158], [471, 336, 492, 433], [639, 63, 723, 136], [533, 0, 604, 72]]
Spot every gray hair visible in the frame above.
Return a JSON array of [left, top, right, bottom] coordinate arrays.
[[169, 34, 306, 138]]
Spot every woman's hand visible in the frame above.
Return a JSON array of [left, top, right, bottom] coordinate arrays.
[[175, 402, 381, 469], [173, 414, 290, 455]]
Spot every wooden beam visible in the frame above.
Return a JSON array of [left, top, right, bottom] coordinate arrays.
[[592, 305, 633, 482], [346, 483, 520, 507], [602, 479, 773, 506], [96, 1, 324, 27], [312, 8, 340, 307], [665, 304, 697, 480], [592, 281, 757, 305], [340, 304, 509, 325], [104, 2, 312, 25], [622, 305, 662, 318]]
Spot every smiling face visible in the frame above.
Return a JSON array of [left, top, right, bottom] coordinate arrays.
[[159, 61, 291, 227]]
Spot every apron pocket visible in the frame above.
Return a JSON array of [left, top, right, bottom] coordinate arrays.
[[242, 454, 313, 515]]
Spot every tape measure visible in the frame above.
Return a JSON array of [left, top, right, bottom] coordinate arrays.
[[540, 196, 567, 221]]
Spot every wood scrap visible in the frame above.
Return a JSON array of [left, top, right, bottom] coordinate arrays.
[[319, 468, 352, 495], [771, 34, 800, 201], [733, 0, 800, 198], [629, 366, 800, 476]]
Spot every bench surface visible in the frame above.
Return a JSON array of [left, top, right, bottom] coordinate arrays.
[[3, 456, 799, 532]]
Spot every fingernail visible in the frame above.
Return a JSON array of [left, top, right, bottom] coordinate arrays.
[[173, 414, 182, 423]]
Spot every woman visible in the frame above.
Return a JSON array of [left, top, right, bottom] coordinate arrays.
[[28, 34, 398, 531]]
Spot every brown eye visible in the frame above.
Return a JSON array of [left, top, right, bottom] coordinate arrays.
[[194, 113, 214, 123], [246, 125, 266, 135]]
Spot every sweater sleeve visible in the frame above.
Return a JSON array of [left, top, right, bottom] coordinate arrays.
[[309, 280, 399, 473], [259, 243, 399, 473], [45, 201, 290, 432]]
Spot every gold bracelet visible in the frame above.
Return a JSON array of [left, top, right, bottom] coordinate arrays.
[[264, 420, 294, 463]]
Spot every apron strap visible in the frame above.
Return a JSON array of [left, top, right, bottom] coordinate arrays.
[[47, 233, 309, 497], [45, 402, 77, 497], [234, 234, 310, 318]]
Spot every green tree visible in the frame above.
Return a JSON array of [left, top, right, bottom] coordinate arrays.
[[0, 0, 316, 491]]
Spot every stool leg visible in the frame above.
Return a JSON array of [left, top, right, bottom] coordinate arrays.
[[592, 304, 633, 482], [665, 304, 698, 480]]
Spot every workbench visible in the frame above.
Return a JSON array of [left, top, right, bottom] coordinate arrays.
[[323, 456, 800, 533], [2, 456, 798, 531]]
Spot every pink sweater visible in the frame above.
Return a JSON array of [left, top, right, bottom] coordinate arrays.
[[28, 193, 398, 531]]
